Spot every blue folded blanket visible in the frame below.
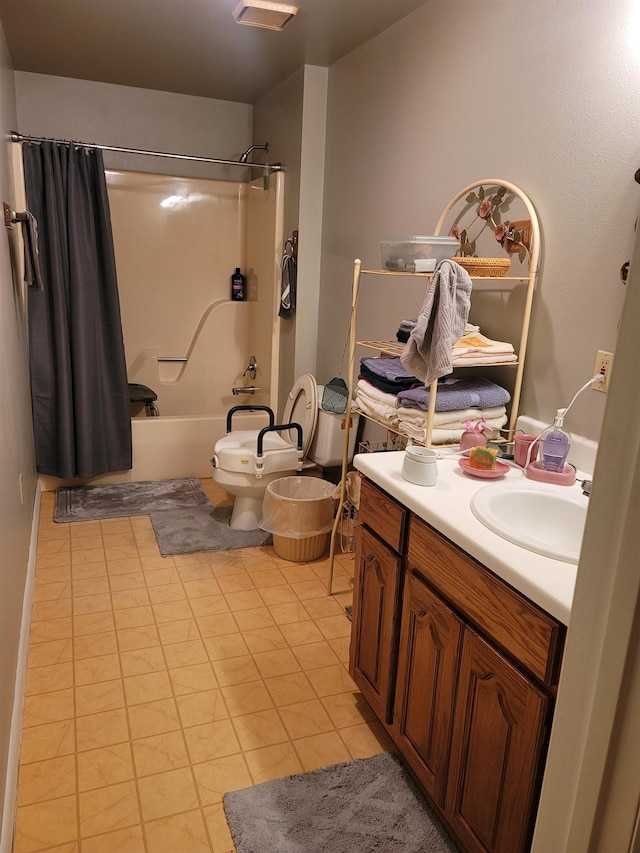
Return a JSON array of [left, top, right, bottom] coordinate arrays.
[[360, 356, 417, 385], [397, 375, 511, 413]]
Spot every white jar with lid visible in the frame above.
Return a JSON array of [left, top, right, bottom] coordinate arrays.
[[401, 446, 438, 486]]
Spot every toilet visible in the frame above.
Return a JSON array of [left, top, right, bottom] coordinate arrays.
[[212, 375, 319, 530]]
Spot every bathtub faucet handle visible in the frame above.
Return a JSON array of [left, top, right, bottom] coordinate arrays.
[[243, 356, 258, 380]]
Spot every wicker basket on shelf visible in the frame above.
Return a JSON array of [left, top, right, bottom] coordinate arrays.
[[454, 257, 511, 277]]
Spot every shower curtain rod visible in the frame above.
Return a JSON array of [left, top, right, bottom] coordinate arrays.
[[10, 131, 283, 172]]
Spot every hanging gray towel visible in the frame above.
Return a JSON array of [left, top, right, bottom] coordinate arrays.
[[400, 259, 472, 384], [17, 211, 44, 290], [279, 244, 296, 319]]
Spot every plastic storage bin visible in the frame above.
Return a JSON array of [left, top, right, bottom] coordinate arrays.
[[381, 235, 460, 272], [260, 476, 336, 561]]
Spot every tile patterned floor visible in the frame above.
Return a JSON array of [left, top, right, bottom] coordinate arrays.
[[13, 478, 392, 853]]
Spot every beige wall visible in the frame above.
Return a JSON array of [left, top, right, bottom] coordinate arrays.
[[0, 22, 37, 845], [252, 66, 329, 413], [319, 0, 638, 442], [296, 66, 328, 380], [15, 72, 253, 180], [253, 68, 304, 415]]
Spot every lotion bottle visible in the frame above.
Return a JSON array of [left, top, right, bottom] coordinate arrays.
[[231, 267, 246, 301], [539, 408, 571, 472]]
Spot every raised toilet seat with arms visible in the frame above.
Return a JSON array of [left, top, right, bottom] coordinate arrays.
[[212, 375, 318, 530]]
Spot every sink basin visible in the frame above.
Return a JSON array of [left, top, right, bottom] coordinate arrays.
[[470, 484, 588, 564]]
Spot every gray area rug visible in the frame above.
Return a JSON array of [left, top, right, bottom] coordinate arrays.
[[150, 505, 272, 556], [54, 477, 210, 522], [223, 752, 458, 853]]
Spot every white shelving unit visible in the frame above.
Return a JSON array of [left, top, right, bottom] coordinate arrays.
[[327, 179, 541, 594]]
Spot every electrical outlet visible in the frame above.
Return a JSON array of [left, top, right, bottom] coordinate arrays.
[[593, 350, 614, 393]]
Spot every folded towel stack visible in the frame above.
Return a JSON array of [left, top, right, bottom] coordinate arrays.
[[452, 332, 516, 366], [397, 375, 511, 412], [354, 375, 509, 445], [355, 379, 399, 423], [355, 351, 513, 445], [359, 356, 421, 395], [396, 319, 416, 344], [395, 410, 507, 444]]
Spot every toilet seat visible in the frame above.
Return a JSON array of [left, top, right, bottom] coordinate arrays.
[[281, 374, 318, 458], [211, 374, 319, 529], [213, 430, 303, 477], [213, 374, 319, 478]]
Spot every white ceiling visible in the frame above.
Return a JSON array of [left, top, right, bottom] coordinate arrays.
[[0, 0, 429, 104]]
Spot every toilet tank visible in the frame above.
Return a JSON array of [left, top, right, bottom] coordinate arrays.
[[307, 405, 359, 467]]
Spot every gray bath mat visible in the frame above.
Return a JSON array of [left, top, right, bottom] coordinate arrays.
[[54, 477, 210, 522], [223, 752, 458, 853], [150, 505, 272, 556]]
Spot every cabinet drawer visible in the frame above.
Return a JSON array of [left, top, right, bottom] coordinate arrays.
[[407, 516, 565, 686], [359, 477, 407, 554]]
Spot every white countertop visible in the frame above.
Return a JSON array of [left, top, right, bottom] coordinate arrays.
[[354, 450, 586, 625]]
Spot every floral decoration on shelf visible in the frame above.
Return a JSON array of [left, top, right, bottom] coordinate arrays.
[[459, 417, 489, 451], [449, 185, 531, 263]]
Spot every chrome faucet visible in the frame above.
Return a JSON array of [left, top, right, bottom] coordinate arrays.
[[243, 356, 258, 380], [239, 143, 269, 164], [232, 386, 260, 395]]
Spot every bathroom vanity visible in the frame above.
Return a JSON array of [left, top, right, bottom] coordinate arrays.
[[328, 178, 542, 594], [349, 452, 579, 853]]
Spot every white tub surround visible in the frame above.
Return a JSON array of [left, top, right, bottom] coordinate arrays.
[[354, 450, 589, 625]]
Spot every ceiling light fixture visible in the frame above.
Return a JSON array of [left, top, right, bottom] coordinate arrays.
[[232, 0, 298, 31]]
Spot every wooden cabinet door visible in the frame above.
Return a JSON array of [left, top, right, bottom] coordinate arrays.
[[393, 572, 463, 808], [446, 629, 550, 853], [349, 525, 402, 724]]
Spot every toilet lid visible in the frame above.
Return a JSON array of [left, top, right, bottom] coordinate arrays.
[[282, 374, 318, 458]]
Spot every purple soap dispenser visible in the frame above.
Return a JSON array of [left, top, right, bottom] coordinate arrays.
[[539, 408, 571, 472]]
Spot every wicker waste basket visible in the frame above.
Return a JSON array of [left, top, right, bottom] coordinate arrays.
[[260, 476, 337, 562]]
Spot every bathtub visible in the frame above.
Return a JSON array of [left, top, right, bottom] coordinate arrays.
[[130, 412, 274, 481], [38, 410, 267, 491]]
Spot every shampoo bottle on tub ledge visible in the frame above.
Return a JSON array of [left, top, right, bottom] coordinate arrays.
[[231, 267, 246, 301]]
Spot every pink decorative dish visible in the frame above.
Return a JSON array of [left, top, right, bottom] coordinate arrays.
[[458, 458, 510, 479]]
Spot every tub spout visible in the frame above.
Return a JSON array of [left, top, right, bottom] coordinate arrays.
[[232, 386, 261, 395]]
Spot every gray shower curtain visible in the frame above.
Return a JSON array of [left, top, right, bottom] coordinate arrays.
[[23, 141, 132, 478]]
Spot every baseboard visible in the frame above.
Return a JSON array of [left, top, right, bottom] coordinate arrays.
[[0, 481, 41, 853]]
